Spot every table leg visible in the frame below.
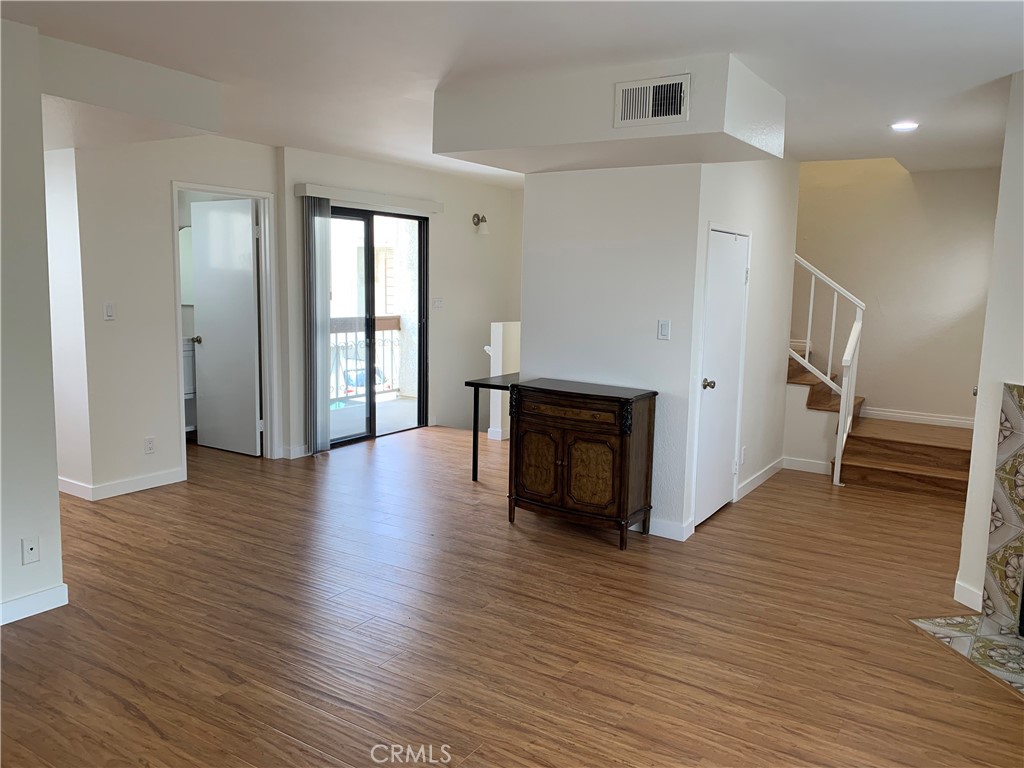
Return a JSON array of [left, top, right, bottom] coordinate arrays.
[[472, 386, 480, 482]]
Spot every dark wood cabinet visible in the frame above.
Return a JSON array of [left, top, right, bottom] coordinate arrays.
[[507, 379, 657, 549]]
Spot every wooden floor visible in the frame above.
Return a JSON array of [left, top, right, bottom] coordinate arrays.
[[2, 428, 1021, 767]]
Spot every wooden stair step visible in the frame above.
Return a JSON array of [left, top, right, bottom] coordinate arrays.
[[807, 392, 865, 415], [787, 369, 836, 386], [835, 454, 968, 502], [848, 418, 972, 451], [845, 418, 972, 472]]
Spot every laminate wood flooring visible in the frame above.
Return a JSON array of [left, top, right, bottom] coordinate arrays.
[[2, 428, 1020, 767]]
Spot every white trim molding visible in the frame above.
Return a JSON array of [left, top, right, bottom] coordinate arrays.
[[285, 444, 311, 460], [647, 518, 690, 542], [171, 182, 284, 464], [1, 583, 68, 625], [295, 183, 444, 216], [486, 427, 510, 441], [782, 457, 831, 475], [859, 407, 973, 429], [954, 576, 984, 612], [58, 467, 186, 501], [737, 458, 784, 500]]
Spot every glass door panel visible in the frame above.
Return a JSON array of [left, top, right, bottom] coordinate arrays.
[[328, 216, 371, 443], [372, 215, 422, 436]]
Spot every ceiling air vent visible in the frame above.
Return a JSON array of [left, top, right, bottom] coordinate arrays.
[[614, 74, 690, 128]]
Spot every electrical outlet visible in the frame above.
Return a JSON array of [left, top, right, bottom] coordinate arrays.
[[740, 446, 746, 465], [143, 436, 155, 455], [431, 297, 444, 310], [21, 537, 40, 565]]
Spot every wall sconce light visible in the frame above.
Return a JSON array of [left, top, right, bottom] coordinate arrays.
[[472, 213, 490, 236]]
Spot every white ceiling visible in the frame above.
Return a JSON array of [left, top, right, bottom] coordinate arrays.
[[6, 2, 1022, 186]]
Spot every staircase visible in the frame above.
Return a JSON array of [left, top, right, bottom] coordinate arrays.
[[787, 357, 865, 420], [836, 418, 972, 501], [787, 254, 972, 500]]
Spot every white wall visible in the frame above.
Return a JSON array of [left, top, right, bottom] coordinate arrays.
[[795, 159, 999, 421], [1, 21, 67, 613], [521, 165, 704, 537], [70, 135, 277, 490], [520, 160, 799, 538], [278, 147, 523, 452], [44, 148, 94, 488], [694, 160, 800, 495], [956, 71, 1024, 610]]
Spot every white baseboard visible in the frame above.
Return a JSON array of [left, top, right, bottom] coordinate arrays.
[[1, 583, 68, 625], [954, 576, 984, 611], [487, 428, 510, 441], [58, 467, 186, 501], [647, 518, 690, 542], [58, 476, 93, 499], [782, 457, 831, 475], [285, 444, 311, 459], [860, 407, 973, 429], [736, 458, 783, 500]]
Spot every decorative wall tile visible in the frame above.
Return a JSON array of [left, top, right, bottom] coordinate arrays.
[[996, 470, 1024, 519], [996, 442, 1024, 482], [996, 423, 1024, 467], [984, 531, 1024, 624], [1006, 383, 1024, 419], [993, 477, 1024, 531], [1002, 384, 1024, 435]]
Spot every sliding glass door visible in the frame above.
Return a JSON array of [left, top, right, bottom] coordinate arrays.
[[326, 207, 427, 446]]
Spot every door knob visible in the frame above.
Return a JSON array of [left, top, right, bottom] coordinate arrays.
[[702, 378, 716, 390], [191, 335, 203, 344]]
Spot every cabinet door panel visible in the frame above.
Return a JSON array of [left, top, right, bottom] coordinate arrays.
[[515, 424, 561, 503], [563, 432, 620, 516]]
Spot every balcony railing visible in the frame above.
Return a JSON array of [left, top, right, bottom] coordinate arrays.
[[329, 315, 401, 404]]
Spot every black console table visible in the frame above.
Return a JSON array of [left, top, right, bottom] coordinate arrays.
[[464, 373, 520, 481]]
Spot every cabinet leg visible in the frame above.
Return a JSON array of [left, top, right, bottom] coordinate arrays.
[[619, 522, 628, 550], [508, 498, 516, 524], [642, 509, 651, 535]]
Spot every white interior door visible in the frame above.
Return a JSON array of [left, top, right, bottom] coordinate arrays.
[[694, 230, 749, 525], [192, 199, 261, 456]]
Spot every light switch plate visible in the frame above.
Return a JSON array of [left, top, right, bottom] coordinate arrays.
[[21, 537, 40, 565], [657, 319, 671, 340], [103, 302, 116, 321]]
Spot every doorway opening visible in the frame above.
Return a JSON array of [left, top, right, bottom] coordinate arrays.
[[327, 207, 428, 446], [173, 183, 279, 464]]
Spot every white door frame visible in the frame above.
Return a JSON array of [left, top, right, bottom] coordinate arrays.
[[682, 222, 752, 536], [170, 181, 283, 468]]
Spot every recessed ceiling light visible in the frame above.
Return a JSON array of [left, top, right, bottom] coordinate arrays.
[[891, 121, 919, 133]]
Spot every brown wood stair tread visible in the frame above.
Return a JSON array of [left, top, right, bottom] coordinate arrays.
[[807, 393, 865, 414], [839, 453, 969, 482], [849, 418, 972, 451], [787, 370, 836, 386]]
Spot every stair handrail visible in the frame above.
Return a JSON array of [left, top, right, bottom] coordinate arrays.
[[795, 254, 866, 310], [789, 254, 866, 486], [834, 312, 863, 485]]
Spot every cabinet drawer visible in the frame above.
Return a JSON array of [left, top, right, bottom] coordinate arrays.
[[520, 398, 619, 427]]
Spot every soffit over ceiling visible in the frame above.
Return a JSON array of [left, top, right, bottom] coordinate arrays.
[[42, 95, 205, 151], [5, 1, 1022, 184]]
